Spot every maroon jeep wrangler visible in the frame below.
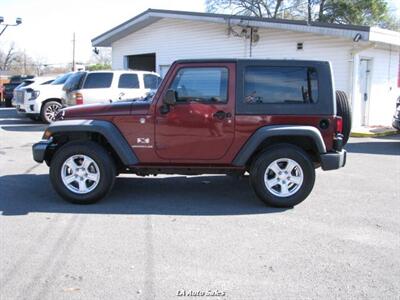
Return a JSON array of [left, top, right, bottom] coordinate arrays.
[[33, 59, 350, 207]]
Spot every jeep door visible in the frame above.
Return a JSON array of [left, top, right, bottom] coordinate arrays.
[[155, 63, 235, 161]]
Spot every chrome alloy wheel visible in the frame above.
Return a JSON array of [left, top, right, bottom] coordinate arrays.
[[45, 103, 61, 122], [61, 154, 100, 194], [264, 158, 304, 197]]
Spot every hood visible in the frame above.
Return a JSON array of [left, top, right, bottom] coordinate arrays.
[[62, 101, 151, 119]]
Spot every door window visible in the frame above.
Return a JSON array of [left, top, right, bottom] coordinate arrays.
[[83, 73, 113, 89], [118, 74, 140, 89], [144, 74, 161, 89], [170, 67, 228, 103], [244, 67, 318, 104]]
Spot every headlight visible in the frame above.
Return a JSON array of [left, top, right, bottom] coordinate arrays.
[[30, 90, 40, 100]]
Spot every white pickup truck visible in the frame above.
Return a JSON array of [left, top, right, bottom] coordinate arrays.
[[15, 73, 73, 123]]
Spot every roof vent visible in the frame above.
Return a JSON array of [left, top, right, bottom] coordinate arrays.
[[297, 42, 303, 50]]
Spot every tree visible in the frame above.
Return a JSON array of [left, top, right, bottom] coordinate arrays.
[[0, 43, 16, 71], [206, 0, 399, 30], [87, 48, 111, 71], [206, 0, 285, 18]]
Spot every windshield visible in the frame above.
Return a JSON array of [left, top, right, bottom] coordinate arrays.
[[52, 73, 72, 85], [63, 72, 85, 92], [17, 80, 34, 89]]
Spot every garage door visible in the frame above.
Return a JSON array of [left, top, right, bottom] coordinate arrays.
[[127, 53, 155, 72]]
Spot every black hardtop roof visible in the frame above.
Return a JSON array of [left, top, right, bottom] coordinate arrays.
[[174, 58, 330, 64]]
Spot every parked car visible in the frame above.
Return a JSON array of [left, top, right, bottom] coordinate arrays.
[[16, 73, 74, 123], [393, 96, 400, 130], [62, 70, 161, 106], [33, 59, 350, 207], [14, 76, 55, 115], [3, 75, 35, 107]]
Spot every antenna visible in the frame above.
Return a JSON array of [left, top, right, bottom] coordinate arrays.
[[72, 32, 76, 71]]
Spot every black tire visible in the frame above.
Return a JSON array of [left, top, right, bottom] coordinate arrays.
[[41, 101, 62, 123], [335, 90, 352, 145], [28, 115, 42, 121], [50, 141, 116, 204], [250, 144, 315, 208], [5, 98, 13, 107]]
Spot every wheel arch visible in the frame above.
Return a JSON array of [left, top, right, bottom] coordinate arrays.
[[43, 119, 138, 168], [39, 98, 62, 110], [232, 125, 326, 167]]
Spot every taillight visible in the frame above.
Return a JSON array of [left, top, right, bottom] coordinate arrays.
[[74, 92, 83, 105], [336, 116, 343, 133]]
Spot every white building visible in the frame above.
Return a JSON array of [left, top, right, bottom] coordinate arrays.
[[92, 9, 400, 128]]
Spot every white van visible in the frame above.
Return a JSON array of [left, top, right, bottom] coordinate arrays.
[[62, 70, 161, 106]]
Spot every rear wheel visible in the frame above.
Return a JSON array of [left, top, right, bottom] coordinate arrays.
[[335, 90, 352, 145], [50, 141, 116, 204], [250, 144, 315, 208], [41, 101, 62, 123]]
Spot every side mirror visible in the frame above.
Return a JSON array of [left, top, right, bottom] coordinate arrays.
[[163, 89, 177, 106]]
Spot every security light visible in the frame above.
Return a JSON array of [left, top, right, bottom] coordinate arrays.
[[16, 17, 22, 25], [0, 16, 4, 23], [353, 33, 361, 42]]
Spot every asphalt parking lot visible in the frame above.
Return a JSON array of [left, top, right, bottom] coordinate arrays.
[[0, 108, 399, 300]]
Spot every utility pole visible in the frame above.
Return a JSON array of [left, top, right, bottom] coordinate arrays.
[[72, 32, 76, 71], [23, 49, 27, 75]]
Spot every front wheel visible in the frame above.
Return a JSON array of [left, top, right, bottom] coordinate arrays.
[[50, 141, 116, 204], [41, 101, 62, 123], [250, 144, 315, 208]]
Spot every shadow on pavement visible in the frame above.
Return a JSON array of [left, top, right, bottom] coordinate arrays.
[[345, 135, 400, 156], [0, 108, 47, 131], [1, 125, 47, 132], [0, 174, 286, 216]]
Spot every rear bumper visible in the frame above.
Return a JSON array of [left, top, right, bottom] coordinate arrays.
[[320, 150, 347, 171], [32, 139, 52, 163]]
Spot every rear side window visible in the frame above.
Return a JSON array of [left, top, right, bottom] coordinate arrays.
[[170, 67, 228, 103], [118, 74, 139, 89], [83, 73, 113, 89], [244, 66, 318, 104], [143, 74, 161, 89]]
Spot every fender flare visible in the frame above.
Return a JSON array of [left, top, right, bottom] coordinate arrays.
[[46, 119, 138, 165], [232, 125, 326, 166]]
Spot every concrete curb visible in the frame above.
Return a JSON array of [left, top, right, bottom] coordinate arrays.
[[350, 130, 399, 137]]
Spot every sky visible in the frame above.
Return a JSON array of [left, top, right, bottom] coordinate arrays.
[[0, 0, 205, 66], [1, 0, 399, 67]]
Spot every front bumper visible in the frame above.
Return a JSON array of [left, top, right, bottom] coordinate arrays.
[[16, 105, 26, 114], [32, 139, 52, 163], [320, 150, 347, 171]]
